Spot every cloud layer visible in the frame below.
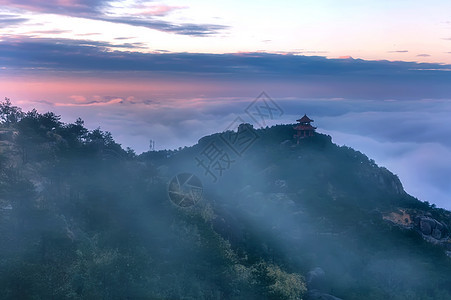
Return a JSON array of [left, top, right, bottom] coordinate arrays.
[[0, 0, 227, 35], [21, 97, 450, 210], [2, 36, 451, 101], [2, 37, 451, 75], [0, 13, 28, 26]]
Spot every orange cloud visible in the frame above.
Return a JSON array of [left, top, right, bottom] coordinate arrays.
[[70, 95, 87, 103], [55, 97, 123, 107]]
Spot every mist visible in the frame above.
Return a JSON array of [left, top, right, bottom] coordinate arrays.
[[1, 99, 450, 299]]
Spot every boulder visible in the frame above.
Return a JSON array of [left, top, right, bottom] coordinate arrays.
[[432, 228, 443, 239], [414, 216, 421, 227], [307, 267, 326, 290], [436, 222, 449, 236], [414, 216, 449, 240], [419, 218, 436, 235]]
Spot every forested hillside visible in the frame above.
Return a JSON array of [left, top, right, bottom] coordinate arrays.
[[0, 99, 450, 299]]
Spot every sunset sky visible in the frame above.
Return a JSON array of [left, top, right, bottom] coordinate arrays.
[[0, 0, 451, 209]]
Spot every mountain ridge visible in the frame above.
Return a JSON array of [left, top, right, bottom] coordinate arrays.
[[0, 102, 450, 299]]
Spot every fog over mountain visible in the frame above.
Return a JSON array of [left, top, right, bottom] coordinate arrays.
[[1, 1, 451, 298], [0, 101, 450, 299], [20, 96, 451, 210]]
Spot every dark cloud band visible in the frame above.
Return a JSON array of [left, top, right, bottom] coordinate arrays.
[[1, 37, 451, 76], [0, 14, 28, 26]]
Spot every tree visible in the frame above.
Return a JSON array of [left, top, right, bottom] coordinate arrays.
[[252, 262, 306, 300], [59, 117, 88, 146], [0, 98, 24, 126], [39, 111, 62, 130]]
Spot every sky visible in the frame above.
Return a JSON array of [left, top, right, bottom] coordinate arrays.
[[0, 0, 450, 209]]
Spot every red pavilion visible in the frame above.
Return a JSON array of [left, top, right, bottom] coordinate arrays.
[[293, 114, 316, 143]]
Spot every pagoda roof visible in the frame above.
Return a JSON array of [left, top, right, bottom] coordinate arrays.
[[296, 114, 314, 123], [293, 124, 317, 130]]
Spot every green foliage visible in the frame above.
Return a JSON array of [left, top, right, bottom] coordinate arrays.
[[0, 106, 449, 299], [252, 262, 306, 300], [0, 98, 24, 126]]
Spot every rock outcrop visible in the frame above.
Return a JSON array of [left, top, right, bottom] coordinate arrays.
[[306, 268, 343, 300], [414, 216, 449, 240], [383, 210, 451, 256]]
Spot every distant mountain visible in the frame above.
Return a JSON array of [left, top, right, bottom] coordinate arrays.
[[0, 103, 450, 299]]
